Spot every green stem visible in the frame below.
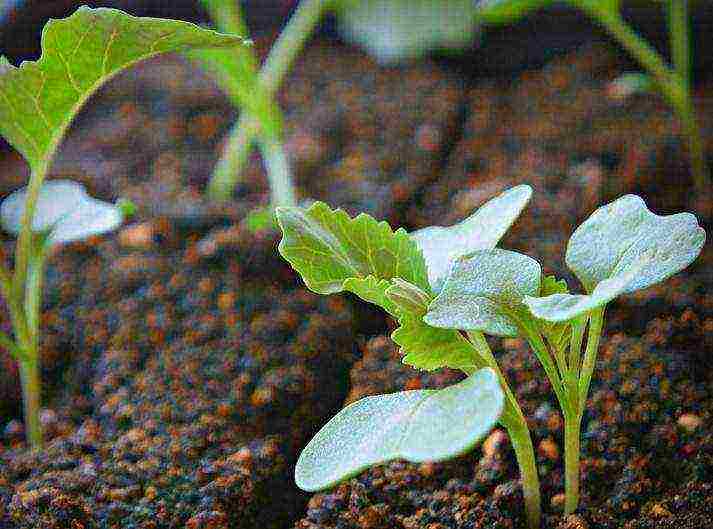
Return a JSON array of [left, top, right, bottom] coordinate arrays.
[[260, 137, 298, 207], [580, 4, 709, 200], [563, 411, 581, 515], [24, 242, 48, 347], [207, 0, 332, 201], [577, 306, 605, 416], [467, 331, 541, 529], [18, 351, 42, 449], [668, 0, 690, 90], [200, 0, 248, 35], [516, 317, 571, 417], [568, 316, 586, 379], [13, 159, 50, 300]]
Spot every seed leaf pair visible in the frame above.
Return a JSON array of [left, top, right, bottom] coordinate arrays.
[[526, 195, 706, 322], [295, 366, 504, 491], [0, 180, 123, 245]]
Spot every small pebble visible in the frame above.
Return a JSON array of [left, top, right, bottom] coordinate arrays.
[[550, 493, 566, 511], [482, 429, 508, 458], [677, 413, 702, 432]]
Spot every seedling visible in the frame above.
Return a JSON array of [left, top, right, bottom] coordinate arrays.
[[203, 0, 482, 202], [202, 0, 329, 203], [193, 0, 297, 208], [426, 194, 705, 515], [277, 185, 544, 529], [476, 0, 710, 204], [0, 6, 250, 447]]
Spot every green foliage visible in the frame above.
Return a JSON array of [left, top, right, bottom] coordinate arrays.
[[526, 194, 705, 322], [475, 0, 553, 24], [295, 367, 504, 491], [0, 6, 246, 449], [335, 0, 481, 63], [0, 6, 247, 172], [425, 249, 541, 337], [412, 185, 532, 292], [276, 201, 430, 299]]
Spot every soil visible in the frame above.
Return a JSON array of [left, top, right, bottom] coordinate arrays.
[[1, 31, 712, 529]]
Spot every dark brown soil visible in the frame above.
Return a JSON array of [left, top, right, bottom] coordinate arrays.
[[1, 35, 711, 529]]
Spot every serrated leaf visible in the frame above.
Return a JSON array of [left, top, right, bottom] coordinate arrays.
[[425, 249, 541, 337], [412, 184, 532, 293], [525, 195, 705, 322], [344, 276, 399, 317], [475, 0, 554, 24], [295, 367, 504, 491], [392, 312, 483, 371], [276, 202, 430, 313], [0, 6, 247, 171], [1, 180, 122, 245]]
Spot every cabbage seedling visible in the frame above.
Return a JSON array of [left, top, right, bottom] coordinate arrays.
[[475, 0, 710, 202], [277, 185, 543, 529], [426, 194, 705, 515], [0, 6, 250, 448]]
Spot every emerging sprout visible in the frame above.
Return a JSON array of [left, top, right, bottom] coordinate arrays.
[[277, 185, 543, 529], [0, 6, 248, 448], [278, 185, 705, 528], [427, 193, 705, 517]]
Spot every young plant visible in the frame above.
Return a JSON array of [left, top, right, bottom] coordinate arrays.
[[203, 0, 331, 203], [0, 6, 250, 448], [192, 0, 297, 209], [476, 0, 710, 207], [203, 0, 481, 202], [277, 185, 543, 529], [426, 194, 705, 515]]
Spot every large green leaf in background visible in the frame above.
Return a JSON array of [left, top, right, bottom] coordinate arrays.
[[0, 6, 249, 170], [295, 367, 504, 491]]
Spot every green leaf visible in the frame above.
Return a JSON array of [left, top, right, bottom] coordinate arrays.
[[381, 277, 483, 372], [276, 202, 430, 311], [475, 0, 554, 24], [0, 6, 247, 171], [392, 312, 483, 371], [425, 249, 541, 337], [412, 184, 532, 293], [525, 195, 705, 322], [295, 367, 504, 491], [384, 278, 431, 316], [1, 180, 123, 245], [335, 0, 481, 63]]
